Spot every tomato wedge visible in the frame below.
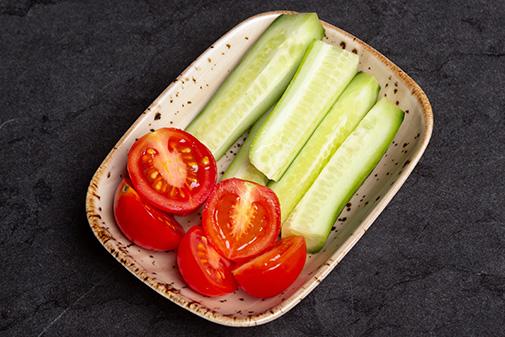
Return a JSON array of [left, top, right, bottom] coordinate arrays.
[[202, 178, 281, 261], [232, 236, 306, 298], [113, 179, 185, 251], [177, 226, 237, 297], [127, 128, 217, 215]]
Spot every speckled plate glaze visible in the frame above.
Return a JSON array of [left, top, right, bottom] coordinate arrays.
[[86, 11, 433, 327]]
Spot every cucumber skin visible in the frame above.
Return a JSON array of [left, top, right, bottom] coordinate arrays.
[[249, 40, 359, 181], [221, 113, 269, 185], [282, 98, 404, 253], [270, 72, 380, 222], [186, 14, 324, 160]]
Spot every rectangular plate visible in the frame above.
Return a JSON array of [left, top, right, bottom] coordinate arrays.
[[86, 10, 433, 327]]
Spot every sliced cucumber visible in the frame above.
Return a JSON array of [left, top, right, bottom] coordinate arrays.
[[249, 40, 359, 181], [270, 72, 380, 222], [282, 98, 404, 253], [222, 113, 269, 185], [186, 13, 324, 159]]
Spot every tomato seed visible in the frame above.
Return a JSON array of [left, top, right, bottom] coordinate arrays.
[[169, 187, 177, 198]]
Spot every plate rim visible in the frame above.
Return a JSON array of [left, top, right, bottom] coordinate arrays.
[[85, 10, 433, 327]]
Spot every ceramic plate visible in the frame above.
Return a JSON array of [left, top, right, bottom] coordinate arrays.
[[86, 10, 433, 327]]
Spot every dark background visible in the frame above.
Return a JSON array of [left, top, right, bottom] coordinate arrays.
[[1, 0, 504, 336]]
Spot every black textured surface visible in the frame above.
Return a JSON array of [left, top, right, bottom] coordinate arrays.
[[1, 0, 504, 336]]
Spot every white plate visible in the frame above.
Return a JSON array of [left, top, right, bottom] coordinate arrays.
[[86, 10, 433, 327]]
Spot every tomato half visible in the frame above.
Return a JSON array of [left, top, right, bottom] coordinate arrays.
[[177, 226, 237, 297], [127, 128, 217, 215], [202, 178, 281, 261], [232, 236, 306, 298], [113, 179, 185, 251]]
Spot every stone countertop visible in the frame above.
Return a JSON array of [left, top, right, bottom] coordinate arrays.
[[1, 1, 504, 336]]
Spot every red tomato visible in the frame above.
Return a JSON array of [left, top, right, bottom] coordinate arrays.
[[177, 226, 237, 297], [113, 179, 184, 251], [127, 128, 217, 215], [232, 236, 306, 298], [202, 178, 281, 261]]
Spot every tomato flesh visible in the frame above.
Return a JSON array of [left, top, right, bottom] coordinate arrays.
[[177, 226, 237, 297], [202, 178, 281, 261], [232, 236, 306, 298], [127, 128, 217, 215], [113, 179, 185, 251]]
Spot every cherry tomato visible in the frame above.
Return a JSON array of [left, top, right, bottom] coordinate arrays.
[[127, 128, 217, 215], [113, 179, 184, 251], [232, 236, 306, 298], [177, 226, 237, 297], [202, 178, 281, 261]]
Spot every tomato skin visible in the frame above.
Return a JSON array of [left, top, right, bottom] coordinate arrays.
[[177, 226, 237, 297], [127, 128, 217, 215], [232, 236, 306, 298], [202, 178, 281, 261], [113, 179, 185, 251]]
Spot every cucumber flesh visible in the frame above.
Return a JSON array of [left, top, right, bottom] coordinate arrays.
[[222, 113, 269, 185], [282, 98, 404, 253], [270, 72, 380, 222], [249, 40, 359, 181], [186, 13, 324, 159]]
